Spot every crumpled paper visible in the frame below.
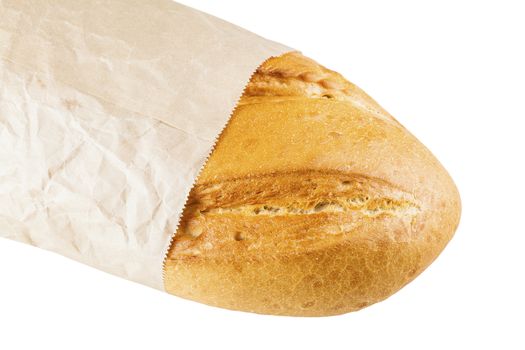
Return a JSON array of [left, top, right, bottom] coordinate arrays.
[[0, 0, 290, 289]]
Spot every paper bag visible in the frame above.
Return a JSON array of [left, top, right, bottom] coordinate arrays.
[[0, 0, 291, 289]]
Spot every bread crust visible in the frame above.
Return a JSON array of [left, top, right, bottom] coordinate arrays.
[[164, 52, 461, 316]]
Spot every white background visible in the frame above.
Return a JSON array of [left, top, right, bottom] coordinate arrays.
[[1, 0, 523, 349]]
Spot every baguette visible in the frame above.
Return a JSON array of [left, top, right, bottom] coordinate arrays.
[[164, 52, 461, 316]]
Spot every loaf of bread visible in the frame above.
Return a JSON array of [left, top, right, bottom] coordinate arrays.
[[164, 52, 461, 316]]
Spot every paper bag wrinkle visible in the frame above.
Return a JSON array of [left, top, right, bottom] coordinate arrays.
[[0, 0, 291, 289]]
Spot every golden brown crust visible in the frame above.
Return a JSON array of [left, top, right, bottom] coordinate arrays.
[[164, 52, 461, 316]]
